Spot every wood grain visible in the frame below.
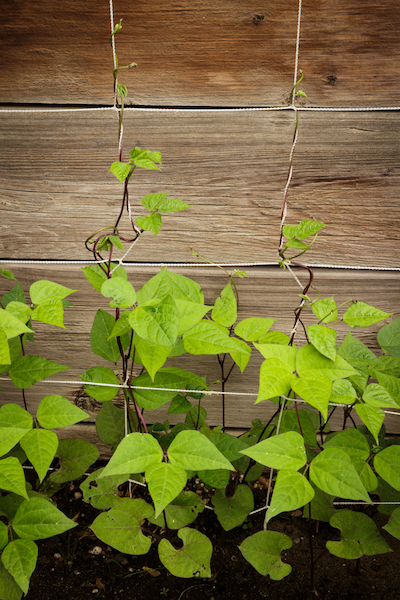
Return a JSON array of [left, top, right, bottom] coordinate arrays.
[[1, 264, 399, 434], [0, 110, 399, 267], [0, 0, 399, 107]]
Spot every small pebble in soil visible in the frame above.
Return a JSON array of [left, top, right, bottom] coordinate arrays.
[[54, 553, 62, 559], [92, 589, 99, 594], [74, 492, 82, 499], [89, 546, 103, 555]]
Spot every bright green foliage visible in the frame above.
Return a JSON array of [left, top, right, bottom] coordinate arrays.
[[1, 539, 38, 594], [90, 309, 123, 363], [307, 324, 337, 361], [212, 485, 254, 530], [383, 507, 400, 540], [183, 320, 248, 356], [329, 379, 357, 405], [81, 366, 120, 401], [212, 281, 237, 327], [239, 530, 292, 580], [0, 405, 32, 457], [148, 491, 206, 529], [146, 462, 187, 517], [343, 302, 393, 328], [31, 300, 65, 328], [0, 560, 24, 600], [132, 367, 207, 410], [363, 383, 399, 408], [20, 429, 58, 483], [327, 511, 391, 559], [130, 295, 180, 347], [354, 404, 385, 444], [374, 446, 400, 491], [0, 308, 32, 339], [312, 297, 338, 323], [234, 317, 275, 342], [266, 470, 314, 524], [12, 497, 77, 540], [100, 433, 163, 478], [240, 432, 306, 471], [257, 358, 295, 402], [291, 375, 332, 419], [82, 263, 127, 293], [9, 356, 70, 389], [158, 528, 212, 578], [168, 430, 234, 472], [323, 429, 370, 461], [296, 344, 357, 381], [377, 316, 400, 357], [29, 280, 76, 305], [101, 277, 136, 308], [0, 458, 28, 499], [36, 395, 88, 428]]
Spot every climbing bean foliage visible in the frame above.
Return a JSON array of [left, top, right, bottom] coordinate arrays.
[[1, 148, 400, 594]]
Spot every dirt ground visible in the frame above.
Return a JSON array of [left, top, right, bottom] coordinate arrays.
[[24, 469, 400, 600]]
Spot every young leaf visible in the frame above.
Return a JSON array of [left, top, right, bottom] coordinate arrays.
[[343, 302, 393, 328], [310, 448, 371, 503], [36, 394, 88, 428], [239, 530, 292, 580], [0, 308, 33, 339], [329, 379, 357, 405], [234, 317, 276, 342], [240, 431, 306, 471], [212, 484, 254, 531], [158, 528, 212, 578], [283, 219, 325, 240], [211, 281, 237, 328], [130, 295, 180, 347], [109, 161, 131, 182], [158, 198, 190, 213], [135, 336, 171, 380], [374, 446, 400, 491], [307, 324, 337, 361], [130, 148, 160, 170], [354, 404, 385, 445], [136, 213, 162, 237], [147, 491, 205, 529], [174, 298, 212, 335], [20, 429, 58, 483], [296, 344, 357, 381], [81, 263, 127, 293], [168, 430, 234, 472], [29, 280, 76, 305], [311, 297, 338, 323], [146, 462, 187, 517], [377, 316, 400, 358], [266, 470, 314, 524], [327, 510, 391, 559], [101, 277, 136, 309], [168, 395, 192, 414], [140, 192, 169, 211], [5, 302, 32, 325], [90, 501, 153, 555], [12, 496, 76, 540], [100, 433, 163, 478], [9, 356, 70, 389], [363, 383, 399, 409], [0, 404, 32, 457], [49, 439, 100, 483], [81, 366, 120, 401], [1, 539, 38, 594], [0, 457, 28, 499]]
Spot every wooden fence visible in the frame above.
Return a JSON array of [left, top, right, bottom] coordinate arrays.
[[0, 0, 399, 446]]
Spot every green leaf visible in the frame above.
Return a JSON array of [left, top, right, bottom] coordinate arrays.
[[146, 462, 187, 517], [0, 405, 32, 457], [0, 331, 10, 366], [1, 539, 38, 594], [31, 299, 65, 328], [211, 282, 237, 328], [36, 394, 88, 428], [374, 446, 400, 491], [352, 458, 377, 492], [101, 277, 136, 308], [370, 355, 400, 377], [185, 406, 207, 430], [81, 263, 127, 293], [278, 409, 318, 448], [137, 268, 203, 305], [108, 235, 124, 250], [136, 213, 162, 237], [100, 433, 162, 478], [49, 439, 100, 484], [296, 344, 357, 381], [90, 500, 153, 555], [130, 148, 160, 170], [239, 531, 292, 580], [0, 521, 8, 552], [312, 297, 338, 324], [174, 298, 212, 335], [183, 320, 248, 356], [310, 448, 371, 503], [229, 337, 251, 373], [323, 429, 370, 461], [130, 296, 180, 347], [0, 457, 28, 499], [168, 430, 234, 471], [80, 467, 128, 510], [383, 507, 400, 540], [158, 197, 190, 213], [198, 469, 230, 489], [0, 308, 32, 339], [291, 376, 332, 419], [0, 268, 16, 281], [376, 476, 400, 515], [234, 318, 276, 342], [363, 383, 399, 409], [0, 560, 23, 600], [90, 309, 121, 363], [254, 344, 297, 371], [370, 370, 400, 405], [13, 496, 76, 539], [6, 302, 31, 325], [327, 510, 391, 559], [354, 404, 385, 445], [9, 356, 69, 389], [81, 366, 120, 401], [20, 429, 58, 483], [1, 283, 25, 308], [147, 491, 205, 529], [140, 192, 168, 211], [210, 432, 249, 463], [283, 219, 325, 240], [257, 358, 295, 403], [257, 331, 291, 345], [29, 280, 76, 305], [343, 302, 393, 328], [266, 470, 314, 524], [109, 161, 131, 182], [109, 311, 132, 340], [377, 316, 400, 357], [168, 395, 192, 414], [95, 401, 125, 451], [307, 324, 337, 361], [158, 528, 212, 578], [132, 367, 207, 410], [135, 336, 171, 380], [329, 379, 357, 405], [240, 432, 306, 471], [302, 483, 335, 522], [213, 485, 254, 531]]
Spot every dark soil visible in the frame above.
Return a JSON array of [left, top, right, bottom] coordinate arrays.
[[24, 468, 400, 600]]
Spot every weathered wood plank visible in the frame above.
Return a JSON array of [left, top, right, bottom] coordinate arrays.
[[0, 0, 399, 107], [1, 265, 399, 433], [0, 110, 399, 267]]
